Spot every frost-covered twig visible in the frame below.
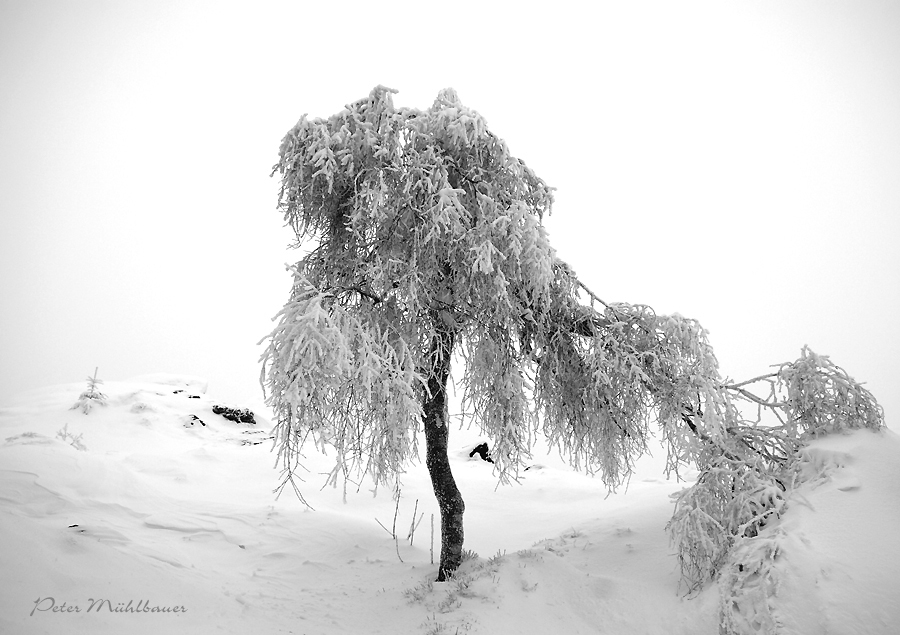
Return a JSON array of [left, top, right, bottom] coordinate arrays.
[[406, 498, 424, 546], [56, 423, 87, 451], [375, 486, 404, 563]]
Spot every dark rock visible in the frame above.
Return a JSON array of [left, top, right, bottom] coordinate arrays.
[[212, 405, 256, 425], [187, 414, 206, 427], [469, 442, 493, 463]]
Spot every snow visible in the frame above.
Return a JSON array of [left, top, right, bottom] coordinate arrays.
[[774, 434, 900, 632], [1, 376, 898, 634]]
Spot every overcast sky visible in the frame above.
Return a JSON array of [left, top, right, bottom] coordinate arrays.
[[1, 1, 898, 425]]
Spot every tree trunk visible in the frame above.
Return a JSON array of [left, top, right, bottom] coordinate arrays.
[[423, 320, 464, 582]]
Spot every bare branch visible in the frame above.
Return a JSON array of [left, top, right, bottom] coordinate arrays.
[[721, 372, 778, 390]]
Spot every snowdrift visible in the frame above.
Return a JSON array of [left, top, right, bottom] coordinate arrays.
[[0, 376, 897, 634]]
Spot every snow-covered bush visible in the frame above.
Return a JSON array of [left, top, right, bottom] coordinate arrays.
[[71, 368, 107, 414]]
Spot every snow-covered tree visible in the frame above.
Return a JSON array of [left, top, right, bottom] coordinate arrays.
[[260, 86, 883, 582], [71, 367, 107, 414]]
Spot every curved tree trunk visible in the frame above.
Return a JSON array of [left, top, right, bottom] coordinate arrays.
[[423, 320, 464, 581]]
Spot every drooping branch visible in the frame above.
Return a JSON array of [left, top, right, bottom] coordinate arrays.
[[667, 345, 884, 594]]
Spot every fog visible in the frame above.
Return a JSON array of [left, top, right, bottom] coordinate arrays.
[[2, 0, 898, 423]]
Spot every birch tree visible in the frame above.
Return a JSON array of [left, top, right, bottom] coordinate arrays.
[[260, 86, 883, 582]]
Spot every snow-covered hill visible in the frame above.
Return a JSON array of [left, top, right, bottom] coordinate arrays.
[[1, 375, 897, 634]]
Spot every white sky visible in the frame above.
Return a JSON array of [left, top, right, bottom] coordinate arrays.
[[1, 1, 898, 423]]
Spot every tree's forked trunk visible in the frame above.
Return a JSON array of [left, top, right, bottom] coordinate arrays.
[[423, 322, 464, 582]]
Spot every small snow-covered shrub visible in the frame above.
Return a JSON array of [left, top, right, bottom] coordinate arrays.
[[460, 548, 479, 563], [71, 368, 107, 414], [56, 423, 87, 451], [403, 578, 434, 604]]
